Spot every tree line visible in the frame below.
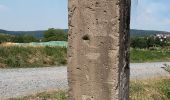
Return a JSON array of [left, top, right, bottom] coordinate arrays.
[[0, 28, 68, 43], [1, 28, 169, 49], [131, 36, 170, 49]]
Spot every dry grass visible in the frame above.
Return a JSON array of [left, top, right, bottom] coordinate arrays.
[[130, 78, 170, 100], [9, 90, 67, 100]]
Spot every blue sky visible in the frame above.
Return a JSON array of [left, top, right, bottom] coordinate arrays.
[[131, 0, 170, 32], [0, 0, 68, 31], [0, 0, 170, 31]]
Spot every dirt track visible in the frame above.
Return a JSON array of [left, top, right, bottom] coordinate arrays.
[[0, 62, 170, 99]]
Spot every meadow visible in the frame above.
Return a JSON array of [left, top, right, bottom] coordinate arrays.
[[0, 46, 67, 68], [131, 48, 170, 63]]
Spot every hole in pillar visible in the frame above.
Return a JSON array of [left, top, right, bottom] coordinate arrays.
[[95, 2, 100, 7], [103, 10, 107, 14], [82, 34, 90, 41]]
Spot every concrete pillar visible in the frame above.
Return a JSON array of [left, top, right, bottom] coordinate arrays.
[[68, 0, 131, 100]]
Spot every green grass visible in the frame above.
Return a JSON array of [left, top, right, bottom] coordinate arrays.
[[0, 46, 67, 68], [9, 90, 67, 100], [130, 48, 170, 63]]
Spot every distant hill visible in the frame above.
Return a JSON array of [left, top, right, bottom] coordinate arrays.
[[0, 29, 45, 38], [0, 29, 170, 38], [130, 29, 170, 37]]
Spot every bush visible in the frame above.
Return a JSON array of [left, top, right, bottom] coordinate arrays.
[[130, 36, 170, 49], [130, 37, 148, 48]]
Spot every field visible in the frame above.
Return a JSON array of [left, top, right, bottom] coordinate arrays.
[[0, 46, 67, 68], [131, 48, 170, 63]]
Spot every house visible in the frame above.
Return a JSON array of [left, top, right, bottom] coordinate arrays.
[[156, 34, 170, 39]]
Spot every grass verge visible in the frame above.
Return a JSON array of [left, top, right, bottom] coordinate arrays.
[[0, 46, 67, 68], [8, 90, 67, 100], [130, 48, 170, 63]]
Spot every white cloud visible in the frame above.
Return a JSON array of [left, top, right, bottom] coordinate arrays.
[[131, 0, 170, 31]]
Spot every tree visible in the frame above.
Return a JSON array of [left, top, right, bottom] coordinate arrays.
[[12, 35, 38, 43], [0, 33, 14, 43], [43, 28, 67, 41], [130, 37, 148, 48], [146, 37, 156, 48]]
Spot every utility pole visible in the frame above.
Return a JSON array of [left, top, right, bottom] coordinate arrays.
[[68, 0, 131, 99]]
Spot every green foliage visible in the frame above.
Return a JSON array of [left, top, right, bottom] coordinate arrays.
[[0, 46, 67, 68], [12, 35, 38, 43], [43, 46, 67, 65], [131, 37, 148, 49], [130, 36, 170, 49], [0, 33, 38, 43], [43, 28, 67, 42], [0, 33, 14, 43]]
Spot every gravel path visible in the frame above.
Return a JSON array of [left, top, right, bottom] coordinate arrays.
[[130, 62, 170, 80], [0, 62, 170, 99], [0, 67, 68, 99]]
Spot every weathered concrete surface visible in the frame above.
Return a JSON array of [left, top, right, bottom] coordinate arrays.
[[68, 0, 131, 100]]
